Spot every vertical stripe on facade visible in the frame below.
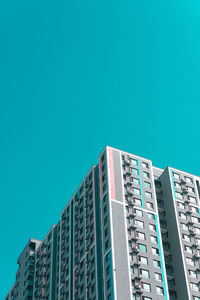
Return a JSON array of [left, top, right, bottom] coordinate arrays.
[[99, 156, 103, 197], [155, 215, 168, 300], [170, 168, 176, 199], [108, 148, 116, 200], [137, 158, 144, 208]]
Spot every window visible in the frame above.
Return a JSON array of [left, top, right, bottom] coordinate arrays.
[[145, 192, 152, 199], [181, 223, 188, 231], [155, 273, 162, 281], [131, 168, 139, 175], [142, 282, 151, 292], [177, 202, 185, 209], [153, 260, 161, 268], [156, 286, 164, 295], [135, 220, 144, 228], [135, 209, 143, 217], [131, 158, 137, 165], [149, 224, 156, 231], [194, 227, 200, 234], [185, 246, 192, 254], [193, 297, 200, 300], [132, 178, 139, 185], [190, 206, 198, 213], [148, 213, 155, 220], [195, 238, 200, 245], [182, 234, 190, 242], [133, 188, 140, 195], [186, 257, 195, 266], [173, 173, 180, 179], [142, 162, 149, 169], [139, 256, 148, 265], [140, 269, 149, 278], [189, 270, 197, 278], [143, 297, 152, 300], [173, 173, 180, 180], [144, 181, 151, 188], [190, 283, 199, 292], [143, 171, 150, 178], [147, 202, 153, 209], [130, 266, 134, 274], [135, 199, 142, 207], [176, 192, 183, 199], [139, 244, 147, 252], [150, 236, 157, 243], [185, 176, 193, 183], [174, 182, 181, 188], [188, 186, 194, 193], [179, 212, 186, 220], [137, 232, 146, 240], [152, 247, 159, 255], [189, 196, 196, 204], [192, 216, 199, 223]]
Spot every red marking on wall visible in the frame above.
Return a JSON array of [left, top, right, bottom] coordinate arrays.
[[42, 251, 45, 298], [92, 168, 96, 242], [99, 156, 103, 197], [108, 148, 116, 199], [73, 271, 75, 300]]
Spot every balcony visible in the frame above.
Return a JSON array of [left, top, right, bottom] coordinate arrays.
[[187, 220, 194, 226], [182, 187, 188, 194], [181, 178, 186, 184], [127, 199, 134, 206], [189, 228, 196, 237], [127, 189, 134, 196], [132, 246, 139, 254], [128, 223, 137, 230], [125, 170, 132, 176], [133, 261, 140, 268], [130, 236, 138, 242], [193, 253, 200, 260], [192, 243, 198, 250], [184, 199, 190, 204], [128, 212, 136, 218], [186, 211, 192, 217], [135, 284, 143, 294], [125, 181, 132, 187], [124, 158, 131, 165]]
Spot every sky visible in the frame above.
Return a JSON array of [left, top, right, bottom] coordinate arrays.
[[1, 0, 200, 297]]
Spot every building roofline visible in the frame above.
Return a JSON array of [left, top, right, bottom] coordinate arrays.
[[60, 165, 96, 215], [166, 166, 200, 180], [17, 238, 41, 263]]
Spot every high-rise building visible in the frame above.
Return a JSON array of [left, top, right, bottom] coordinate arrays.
[[5, 146, 200, 300], [6, 238, 41, 300]]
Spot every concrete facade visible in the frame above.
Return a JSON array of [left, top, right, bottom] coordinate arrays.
[[5, 146, 200, 300]]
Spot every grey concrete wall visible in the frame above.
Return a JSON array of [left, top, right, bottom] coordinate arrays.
[[111, 200, 131, 299], [159, 168, 189, 300]]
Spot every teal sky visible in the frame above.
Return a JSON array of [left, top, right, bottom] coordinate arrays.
[[1, 0, 200, 296]]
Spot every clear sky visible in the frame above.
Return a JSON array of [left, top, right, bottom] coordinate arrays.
[[1, 0, 200, 297]]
